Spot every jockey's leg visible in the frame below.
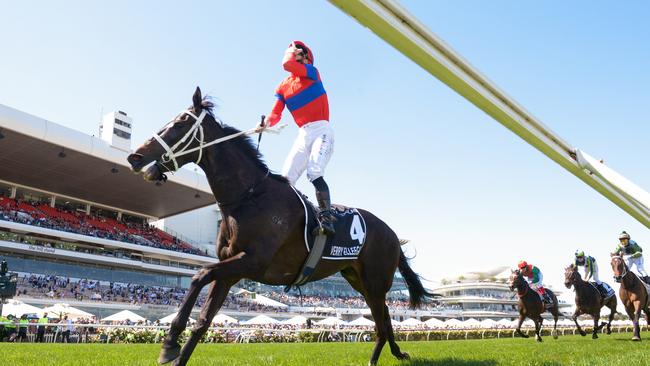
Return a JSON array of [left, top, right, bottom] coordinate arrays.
[[592, 274, 602, 285], [311, 177, 335, 235], [624, 255, 635, 271], [281, 128, 309, 185], [634, 256, 649, 278], [593, 263, 602, 285], [307, 123, 335, 235]]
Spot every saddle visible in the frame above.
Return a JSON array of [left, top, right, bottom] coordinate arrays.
[[537, 289, 554, 308], [591, 282, 615, 300]]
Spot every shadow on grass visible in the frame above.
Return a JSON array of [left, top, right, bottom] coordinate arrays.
[[402, 358, 497, 366]]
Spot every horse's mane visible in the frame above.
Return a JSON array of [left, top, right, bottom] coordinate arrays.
[[199, 98, 288, 184]]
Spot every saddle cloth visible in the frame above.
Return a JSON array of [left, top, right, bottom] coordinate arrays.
[[293, 188, 367, 260]]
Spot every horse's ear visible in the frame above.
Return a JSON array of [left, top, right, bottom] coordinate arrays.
[[192, 86, 202, 111]]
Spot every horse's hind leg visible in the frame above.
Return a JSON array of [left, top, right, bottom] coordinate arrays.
[[552, 308, 559, 339], [383, 304, 409, 360], [341, 265, 404, 366], [170, 280, 235, 366], [591, 313, 600, 339], [535, 317, 543, 342], [605, 298, 616, 334]]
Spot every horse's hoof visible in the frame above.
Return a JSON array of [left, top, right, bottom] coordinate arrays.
[[396, 352, 410, 361], [592, 334, 598, 340], [159, 344, 181, 365], [521, 334, 529, 339], [606, 329, 612, 335], [632, 336, 641, 342], [368, 361, 378, 366], [553, 334, 558, 340], [579, 331, 587, 337], [536, 335, 543, 343]]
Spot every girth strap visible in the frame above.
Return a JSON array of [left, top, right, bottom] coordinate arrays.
[[286, 233, 328, 292]]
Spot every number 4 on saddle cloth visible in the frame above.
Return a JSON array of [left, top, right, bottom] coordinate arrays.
[[286, 187, 367, 290]]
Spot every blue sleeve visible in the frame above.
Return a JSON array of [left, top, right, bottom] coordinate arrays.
[[304, 64, 318, 81]]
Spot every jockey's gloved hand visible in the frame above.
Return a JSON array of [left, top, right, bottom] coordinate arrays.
[[632, 252, 642, 258]]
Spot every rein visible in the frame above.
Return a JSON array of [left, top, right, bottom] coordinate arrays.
[[154, 110, 286, 172]]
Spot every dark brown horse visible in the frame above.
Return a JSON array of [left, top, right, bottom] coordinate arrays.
[[509, 269, 559, 342], [564, 264, 617, 339], [127, 87, 436, 366], [611, 255, 650, 341]]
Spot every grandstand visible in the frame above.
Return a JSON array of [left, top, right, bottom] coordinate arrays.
[[433, 267, 570, 319], [0, 103, 219, 319]]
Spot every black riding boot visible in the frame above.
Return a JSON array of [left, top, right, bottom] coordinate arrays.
[[312, 177, 336, 236], [644, 276, 650, 285]]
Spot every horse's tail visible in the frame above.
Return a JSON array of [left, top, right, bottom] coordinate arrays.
[[398, 249, 440, 309]]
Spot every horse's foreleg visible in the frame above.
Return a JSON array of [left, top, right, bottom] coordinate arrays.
[[632, 303, 642, 341], [516, 314, 528, 338], [161, 253, 260, 363], [161, 277, 209, 363], [170, 280, 235, 366], [572, 309, 586, 336]]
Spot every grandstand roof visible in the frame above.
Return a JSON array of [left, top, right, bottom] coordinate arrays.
[[0, 104, 214, 218]]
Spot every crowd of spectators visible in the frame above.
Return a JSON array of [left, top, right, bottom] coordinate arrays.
[[263, 291, 456, 312], [0, 195, 207, 256], [14, 274, 290, 313]]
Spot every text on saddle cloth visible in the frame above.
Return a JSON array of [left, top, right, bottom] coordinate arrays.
[[293, 188, 367, 260]]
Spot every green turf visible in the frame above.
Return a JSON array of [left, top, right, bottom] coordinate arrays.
[[4, 332, 650, 366]]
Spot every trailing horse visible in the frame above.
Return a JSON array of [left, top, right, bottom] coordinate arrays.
[[610, 255, 650, 341], [127, 87, 436, 366], [509, 269, 559, 342], [564, 264, 617, 339]]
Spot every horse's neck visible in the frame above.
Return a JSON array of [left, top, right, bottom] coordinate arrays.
[[517, 280, 530, 297], [199, 135, 266, 208], [622, 271, 641, 290], [573, 278, 595, 297]]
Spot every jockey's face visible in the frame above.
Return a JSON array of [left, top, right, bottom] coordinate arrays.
[[294, 48, 307, 64], [620, 238, 629, 246]]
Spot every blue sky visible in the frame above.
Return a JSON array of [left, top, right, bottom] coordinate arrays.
[[1, 1, 649, 292]]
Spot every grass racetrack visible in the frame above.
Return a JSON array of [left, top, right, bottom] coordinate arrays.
[[4, 332, 650, 366]]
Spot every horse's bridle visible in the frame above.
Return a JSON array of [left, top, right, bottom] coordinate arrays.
[[153, 110, 208, 172], [510, 274, 528, 298]]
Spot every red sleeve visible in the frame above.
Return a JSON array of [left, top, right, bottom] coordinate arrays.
[[282, 48, 308, 77], [267, 87, 285, 127]]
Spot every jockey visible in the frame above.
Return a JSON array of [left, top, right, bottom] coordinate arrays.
[[518, 260, 551, 303], [574, 250, 600, 284], [613, 231, 650, 284], [259, 40, 335, 235]]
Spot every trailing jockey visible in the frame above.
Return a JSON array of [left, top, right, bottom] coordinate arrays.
[[258, 41, 336, 235], [518, 260, 553, 306], [613, 231, 650, 285], [574, 250, 612, 299]]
